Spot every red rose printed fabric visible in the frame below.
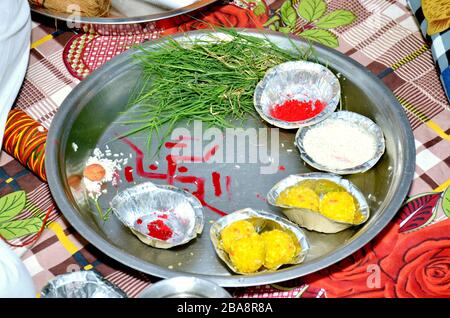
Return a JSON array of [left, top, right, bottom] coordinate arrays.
[[303, 189, 450, 298], [157, 2, 269, 34]]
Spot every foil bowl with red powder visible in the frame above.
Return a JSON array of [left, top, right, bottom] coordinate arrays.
[[110, 182, 204, 249], [253, 61, 340, 129]]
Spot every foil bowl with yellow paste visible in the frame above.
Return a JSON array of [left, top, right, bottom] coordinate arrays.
[[210, 208, 310, 275], [267, 173, 370, 233]]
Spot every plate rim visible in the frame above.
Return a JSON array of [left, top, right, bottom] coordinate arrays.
[[30, 0, 218, 25], [45, 29, 415, 287]]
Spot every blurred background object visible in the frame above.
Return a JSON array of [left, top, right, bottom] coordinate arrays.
[[29, 0, 210, 21], [41, 271, 127, 298], [138, 0, 198, 10], [138, 276, 232, 298], [0, 240, 35, 298], [28, 0, 112, 17], [0, 0, 36, 299], [0, 0, 31, 148]]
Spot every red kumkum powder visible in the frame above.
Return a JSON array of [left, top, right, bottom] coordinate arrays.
[[270, 99, 326, 122], [147, 219, 173, 241]]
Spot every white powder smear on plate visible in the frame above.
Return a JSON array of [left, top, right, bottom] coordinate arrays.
[[303, 119, 377, 170], [83, 147, 125, 200]]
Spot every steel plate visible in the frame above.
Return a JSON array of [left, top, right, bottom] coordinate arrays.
[[45, 29, 415, 287], [30, 0, 217, 27]]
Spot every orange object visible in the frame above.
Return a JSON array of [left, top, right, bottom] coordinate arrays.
[[3, 109, 47, 181], [83, 163, 106, 181]]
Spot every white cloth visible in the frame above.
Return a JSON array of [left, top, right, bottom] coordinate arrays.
[[0, 240, 35, 298], [0, 0, 34, 298], [0, 0, 31, 145]]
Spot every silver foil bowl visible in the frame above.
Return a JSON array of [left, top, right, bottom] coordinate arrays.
[[295, 111, 386, 174], [110, 182, 204, 249], [41, 271, 127, 298], [138, 276, 231, 298], [267, 173, 370, 233], [210, 208, 310, 275], [254, 61, 340, 129]]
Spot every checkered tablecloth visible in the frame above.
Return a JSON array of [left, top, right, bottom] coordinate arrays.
[[407, 0, 450, 102], [2, 0, 449, 298]]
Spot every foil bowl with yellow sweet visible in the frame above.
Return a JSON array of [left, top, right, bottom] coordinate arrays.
[[267, 173, 370, 233], [210, 208, 310, 275]]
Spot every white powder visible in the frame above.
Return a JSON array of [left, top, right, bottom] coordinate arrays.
[[84, 178, 102, 200], [93, 148, 103, 158], [302, 119, 377, 170], [83, 148, 124, 200], [85, 157, 117, 183]]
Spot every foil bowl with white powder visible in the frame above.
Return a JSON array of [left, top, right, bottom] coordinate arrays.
[[295, 111, 385, 174], [210, 208, 310, 274], [253, 61, 340, 129], [110, 182, 204, 249], [267, 173, 370, 233]]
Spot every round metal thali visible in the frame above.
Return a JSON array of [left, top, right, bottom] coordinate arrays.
[[30, 0, 218, 25], [46, 29, 415, 287]]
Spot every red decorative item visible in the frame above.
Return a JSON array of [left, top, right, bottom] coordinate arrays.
[[157, 3, 268, 35], [398, 193, 440, 233]]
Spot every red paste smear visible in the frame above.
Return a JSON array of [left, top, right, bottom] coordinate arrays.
[[270, 99, 326, 122], [147, 219, 173, 241], [177, 135, 199, 141], [212, 172, 222, 197], [203, 145, 218, 162], [256, 193, 267, 202], [121, 137, 227, 216], [178, 166, 188, 173], [149, 164, 158, 170], [137, 218, 143, 225], [225, 176, 232, 200], [278, 165, 286, 171], [124, 166, 134, 182], [112, 170, 120, 189], [165, 142, 187, 149]]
